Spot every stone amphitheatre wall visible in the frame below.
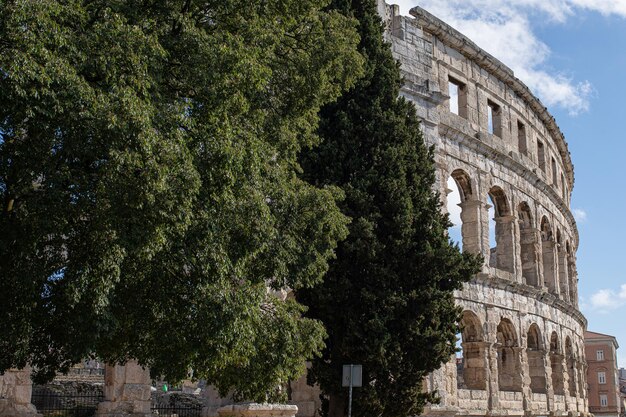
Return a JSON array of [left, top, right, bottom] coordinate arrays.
[[377, 3, 589, 417]]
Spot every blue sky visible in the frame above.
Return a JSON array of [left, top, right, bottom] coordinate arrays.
[[392, 0, 626, 366]]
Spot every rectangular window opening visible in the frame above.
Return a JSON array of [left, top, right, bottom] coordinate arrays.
[[597, 350, 605, 361], [448, 77, 467, 118], [600, 394, 608, 407], [537, 140, 546, 172], [551, 157, 558, 185], [517, 121, 527, 155], [487, 100, 502, 137], [599, 372, 607, 384]]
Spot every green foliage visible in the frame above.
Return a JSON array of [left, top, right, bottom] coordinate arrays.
[[0, 0, 364, 401], [297, 0, 482, 415]]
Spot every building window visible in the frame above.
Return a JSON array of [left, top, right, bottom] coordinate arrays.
[[517, 121, 527, 155], [487, 100, 502, 137], [599, 371, 606, 384], [537, 140, 546, 172], [597, 350, 605, 361], [600, 394, 608, 407], [448, 77, 467, 118], [551, 157, 558, 185]]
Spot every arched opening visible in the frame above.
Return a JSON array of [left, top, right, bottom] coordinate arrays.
[[518, 203, 539, 286], [447, 176, 463, 249], [541, 217, 557, 293], [449, 170, 481, 255], [488, 187, 514, 272], [557, 231, 569, 301], [457, 311, 487, 390], [565, 337, 577, 396], [497, 318, 522, 392], [527, 324, 546, 393], [488, 195, 496, 262], [550, 331, 565, 395]]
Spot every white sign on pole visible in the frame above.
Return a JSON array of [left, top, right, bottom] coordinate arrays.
[[342, 364, 362, 387]]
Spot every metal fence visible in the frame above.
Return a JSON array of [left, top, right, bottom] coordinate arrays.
[[31, 386, 104, 417], [150, 404, 203, 417], [31, 385, 203, 417]]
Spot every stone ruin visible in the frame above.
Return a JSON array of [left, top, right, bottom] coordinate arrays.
[[95, 361, 152, 417], [0, 368, 41, 417]]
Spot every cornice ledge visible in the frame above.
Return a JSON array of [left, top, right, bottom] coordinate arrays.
[[469, 274, 587, 329]]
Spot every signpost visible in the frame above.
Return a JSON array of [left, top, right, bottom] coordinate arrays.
[[342, 365, 362, 417]]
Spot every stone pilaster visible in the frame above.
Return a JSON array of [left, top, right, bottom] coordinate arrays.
[[568, 258, 579, 308], [542, 241, 558, 296], [96, 361, 151, 417], [542, 350, 554, 412], [560, 355, 572, 411], [568, 357, 578, 400], [518, 225, 541, 287], [494, 215, 516, 274], [558, 247, 570, 302], [0, 367, 41, 417], [484, 317, 500, 411], [460, 341, 489, 390], [533, 230, 545, 289], [573, 360, 584, 412], [549, 353, 566, 397], [519, 346, 533, 412], [458, 200, 483, 256]]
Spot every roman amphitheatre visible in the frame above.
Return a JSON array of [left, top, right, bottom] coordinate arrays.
[[330, 2, 586, 417]]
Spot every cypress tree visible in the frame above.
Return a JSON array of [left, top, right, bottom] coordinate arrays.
[[298, 0, 482, 415]]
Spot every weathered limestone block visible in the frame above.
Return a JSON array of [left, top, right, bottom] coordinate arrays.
[[0, 367, 41, 417], [287, 372, 320, 417], [458, 200, 482, 255], [216, 404, 298, 417], [553, 394, 567, 412], [530, 392, 548, 412], [494, 215, 516, 273], [96, 361, 151, 417], [290, 402, 314, 417]]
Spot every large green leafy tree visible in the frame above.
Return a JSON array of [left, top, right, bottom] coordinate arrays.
[[0, 0, 363, 401], [298, 0, 482, 415]]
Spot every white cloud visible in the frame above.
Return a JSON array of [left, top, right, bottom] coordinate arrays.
[[590, 284, 626, 311], [390, 0, 607, 115], [568, 0, 626, 18], [572, 208, 587, 222]]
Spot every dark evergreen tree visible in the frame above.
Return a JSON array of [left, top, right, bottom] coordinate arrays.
[[298, 1, 482, 415]]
